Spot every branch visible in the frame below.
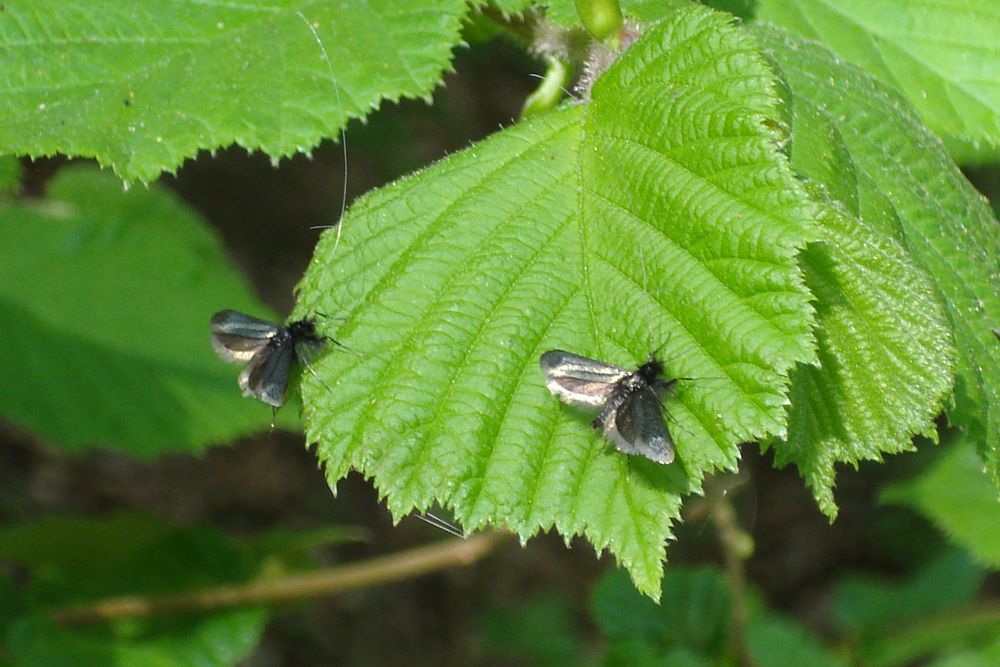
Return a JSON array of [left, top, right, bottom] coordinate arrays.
[[50, 531, 510, 626], [707, 477, 757, 667]]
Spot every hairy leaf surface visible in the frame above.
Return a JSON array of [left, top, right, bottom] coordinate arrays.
[[0, 0, 466, 181], [297, 7, 816, 597], [756, 24, 1000, 490], [757, 0, 1000, 160], [764, 74, 955, 517]]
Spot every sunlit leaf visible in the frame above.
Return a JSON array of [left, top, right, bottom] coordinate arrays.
[[0, 0, 467, 181], [757, 0, 1000, 161], [755, 23, 1000, 491], [297, 6, 817, 596]]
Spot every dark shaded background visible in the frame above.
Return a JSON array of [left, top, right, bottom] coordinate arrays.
[[3, 33, 997, 667]]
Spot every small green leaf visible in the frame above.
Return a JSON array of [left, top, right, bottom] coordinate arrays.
[[756, 0, 1000, 160], [0, 156, 20, 198], [0, 514, 254, 604], [0, 0, 467, 181], [603, 641, 712, 667], [832, 549, 984, 635], [746, 613, 846, 667], [0, 166, 284, 456], [481, 596, 584, 667], [928, 638, 1000, 667], [863, 606, 1000, 667], [6, 611, 266, 667], [0, 575, 26, 637], [755, 24, 1000, 491], [590, 567, 730, 657], [0, 514, 267, 667], [883, 436, 1000, 568], [297, 6, 816, 597]]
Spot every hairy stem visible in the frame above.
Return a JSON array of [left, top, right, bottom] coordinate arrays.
[[50, 531, 509, 626]]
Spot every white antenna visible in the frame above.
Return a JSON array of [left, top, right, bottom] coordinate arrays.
[[414, 511, 467, 539], [295, 11, 349, 254]]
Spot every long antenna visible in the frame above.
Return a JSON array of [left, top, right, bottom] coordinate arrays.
[[296, 11, 349, 254], [415, 511, 467, 539]]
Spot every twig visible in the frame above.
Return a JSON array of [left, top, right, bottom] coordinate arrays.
[[50, 532, 509, 626], [707, 478, 757, 667]]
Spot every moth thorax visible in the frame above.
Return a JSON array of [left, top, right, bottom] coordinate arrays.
[[637, 357, 664, 385]]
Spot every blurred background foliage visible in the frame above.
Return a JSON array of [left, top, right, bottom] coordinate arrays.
[[0, 2, 998, 665]]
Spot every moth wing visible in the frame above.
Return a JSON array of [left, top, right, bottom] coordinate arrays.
[[540, 350, 629, 409], [238, 341, 293, 407], [211, 310, 282, 362], [605, 388, 675, 464]]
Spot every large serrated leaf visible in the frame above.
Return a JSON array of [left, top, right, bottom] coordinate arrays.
[[296, 7, 816, 597], [756, 0, 1000, 160], [776, 198, 954, 518], [755, 25, 1000, 491], [0, 0, 466, 181], [0, 166, 285, 456], [764, 76, 955, 517]]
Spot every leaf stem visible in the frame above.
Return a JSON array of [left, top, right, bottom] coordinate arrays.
[[707, 478, 757, 667], [49, 532, 509, 626]]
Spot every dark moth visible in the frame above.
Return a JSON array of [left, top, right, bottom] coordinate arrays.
[[539, 349, 677, 464], [210, 310, 327, 407]]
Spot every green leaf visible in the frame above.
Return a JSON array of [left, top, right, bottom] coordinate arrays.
[[929, 637, 1000, 667], [756, 0, 1000, 159], [0, 0, 467, 182], [769, 197, 953, 516], [0, 156, 19, 198], [754, 25, 1000, 490], [481, 596, 584, 667], [590, 567, 730, 656], [0, 166, 285, 456], [6, 612, 266, 667], [0, 513, 254, 604], [244, 524, 368, 575], [883, 435, 1000, 568], [296, 6, 816, 596], [864, 608, 1000, 667], [746, 613, 845, 667], [832, 549, 984, 636], [0, 576, 26, 637], [592, 564, 845, 667], [603, 641, 712, 667], [0, 514, 267, 667]]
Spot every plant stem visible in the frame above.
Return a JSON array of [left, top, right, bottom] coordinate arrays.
[[50, 531, 509, 626], [708, 478, 757, 667]]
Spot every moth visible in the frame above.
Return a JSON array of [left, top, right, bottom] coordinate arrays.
[[539, 349, 677, 464], [210, 310, 329, 407]]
